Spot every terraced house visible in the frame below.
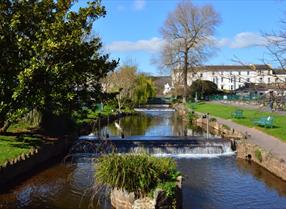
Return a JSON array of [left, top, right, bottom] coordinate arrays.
[[172, 64, 286, 91]]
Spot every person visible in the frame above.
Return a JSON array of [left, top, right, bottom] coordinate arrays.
[[268, 91, 274, 112]]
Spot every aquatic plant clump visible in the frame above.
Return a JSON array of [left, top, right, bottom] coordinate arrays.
[[95, 153, 181, 198]]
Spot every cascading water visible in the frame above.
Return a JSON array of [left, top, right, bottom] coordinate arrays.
[[73, 136, 235, 159]]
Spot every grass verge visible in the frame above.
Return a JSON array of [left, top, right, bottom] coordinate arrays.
[[189, 102, 286, 142], [0, 134, 42, 165]]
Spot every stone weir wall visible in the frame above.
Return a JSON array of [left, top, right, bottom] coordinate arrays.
[[0, 113, 129, 189], [192, 116, 286, 182]]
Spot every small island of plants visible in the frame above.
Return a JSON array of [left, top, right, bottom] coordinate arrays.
[[95, 153, 182, 209]]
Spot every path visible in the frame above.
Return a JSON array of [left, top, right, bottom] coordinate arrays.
[[209, 115, 286, 161]]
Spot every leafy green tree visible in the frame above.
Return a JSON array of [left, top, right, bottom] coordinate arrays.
[[189, 80, 218, 100], [133, 74, 156, 106], [0, 0, 118, 133], [0, 0, 26, 132]]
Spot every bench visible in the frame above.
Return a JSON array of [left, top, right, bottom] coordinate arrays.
[[254, 116, 274, 128], [231, 109, 244, 119]]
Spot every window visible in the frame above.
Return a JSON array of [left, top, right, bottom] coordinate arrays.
[[275, 77, 278, 82], [221, 85, 224, 90], [239, 71, 241, 75], [231, 85, 233, 90], [213, 78, 215, 83], [247, 71, 250, 75], [212, 72, 215, 76], [230, 78, 233, 83], [247, 78, 250, 82], [260, 77, 263, 83], [230, 71, 232, 75], [268, 77, 271, 83], [200, 73, 203, 78], [239, 78, 241, 82], [221, 77, 224, 82]]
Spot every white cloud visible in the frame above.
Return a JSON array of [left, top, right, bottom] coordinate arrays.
[[214, 32, 284, 49], [106, 37, 165, 53], [133, 0, 145, 11], [106, 32, 285, 54], [229, 32, 268, 48]]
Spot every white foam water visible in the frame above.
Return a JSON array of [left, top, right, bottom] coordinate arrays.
[[134, 108, 175, 112], [153, 151, 235, 159]]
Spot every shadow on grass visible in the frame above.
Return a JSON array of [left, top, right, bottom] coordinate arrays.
[[0, 130, 43, 150]]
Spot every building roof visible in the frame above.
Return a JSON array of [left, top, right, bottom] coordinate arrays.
[[174, 64, 272, 72], [272, 69, 286, 75]]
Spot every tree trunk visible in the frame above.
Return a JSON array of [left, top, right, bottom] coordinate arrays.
[[0, 120, 11, 133], [183, 51, 188, 103]]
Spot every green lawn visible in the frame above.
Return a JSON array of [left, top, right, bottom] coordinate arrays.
[[189, 102, 286, 142], [0, 135, 42, 166]]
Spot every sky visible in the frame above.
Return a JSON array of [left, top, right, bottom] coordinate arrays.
[[78, 0, 286, 75]]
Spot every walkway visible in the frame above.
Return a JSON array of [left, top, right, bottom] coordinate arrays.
[[210, 115, 286, 161]]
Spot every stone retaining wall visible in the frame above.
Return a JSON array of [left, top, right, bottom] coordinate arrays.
[[0, 113, 128, 189], [192, 114, 286, 182], [110, 176, 182, 209], [0, 137, 72, 188]]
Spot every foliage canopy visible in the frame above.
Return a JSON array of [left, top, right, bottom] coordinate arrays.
[[0, 0, 118, 132]]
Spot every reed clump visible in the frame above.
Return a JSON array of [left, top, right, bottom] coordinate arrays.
[[95, 153, 180, 198]]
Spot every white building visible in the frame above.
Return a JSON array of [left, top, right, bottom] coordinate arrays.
[[172, 64, 286, 91]]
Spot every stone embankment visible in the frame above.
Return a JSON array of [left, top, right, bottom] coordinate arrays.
[[173, 103, 286, 182], [110, 176, 182, 209], [193, 115, 286, 182], [0, 137, 72, 188], [0, 113, 129, 189]]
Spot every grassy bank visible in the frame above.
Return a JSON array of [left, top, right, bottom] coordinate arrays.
[[0, 134, 42, 166], [189, 102, 286, 142], [0, 106, 135, 166]]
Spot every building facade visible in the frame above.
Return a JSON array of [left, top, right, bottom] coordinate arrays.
[[172, 64, 286, 91]]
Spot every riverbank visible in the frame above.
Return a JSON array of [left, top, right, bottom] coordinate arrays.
[[0, 112, 131, 189], [186, 102, 286, 181], [189, 102, 286, 142]]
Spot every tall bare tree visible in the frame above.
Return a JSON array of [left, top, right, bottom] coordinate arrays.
[[160, 1, 220, 103], [260, 18, 286, 109]]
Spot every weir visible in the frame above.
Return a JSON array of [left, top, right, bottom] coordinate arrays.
[[76, 136, 235, 157]]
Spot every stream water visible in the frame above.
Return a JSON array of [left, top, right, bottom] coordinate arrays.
[[0, 111, 286, 209]]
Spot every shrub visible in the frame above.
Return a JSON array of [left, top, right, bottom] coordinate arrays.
[[255, 149, 263, 162], [95, 153, 180, 198], [209, 117, 217, 122]]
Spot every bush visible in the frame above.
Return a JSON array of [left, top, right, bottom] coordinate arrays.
[[188, 80, 218, 100], [95, 153, 180, 198], [209, 117, 217, 122], [255, 149, 262, 162]]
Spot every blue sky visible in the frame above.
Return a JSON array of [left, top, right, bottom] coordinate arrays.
[[83, 0, 286, 75]]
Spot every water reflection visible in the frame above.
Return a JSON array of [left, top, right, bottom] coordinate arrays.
[[178, 156, 286, 209], [236, 159, 286, 197], [103, 111, 206, 137]]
